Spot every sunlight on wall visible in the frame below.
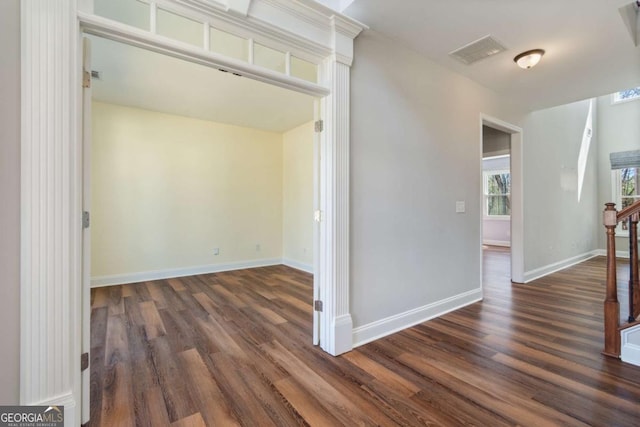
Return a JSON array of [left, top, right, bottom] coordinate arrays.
[[577, 99, 594, 202]]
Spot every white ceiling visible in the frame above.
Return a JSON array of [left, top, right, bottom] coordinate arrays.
[[90, 35, 315, 133], [92, 1, 639, 120], [343, 0, 640, 111]]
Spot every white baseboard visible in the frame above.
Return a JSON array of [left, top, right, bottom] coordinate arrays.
[[621, 325, 640, 367], [352, 288, 483, 348], [592, 249, 630, 259], [523, 250, 600, 283], [91, 258, 282, 287], [483, 240, 511, 247], [282, 258, 313, 274], [333, 314, 354, 356], [32, 391, 76, 427]]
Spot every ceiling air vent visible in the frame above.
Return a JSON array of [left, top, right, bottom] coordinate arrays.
[[449, 35, 507, 65]]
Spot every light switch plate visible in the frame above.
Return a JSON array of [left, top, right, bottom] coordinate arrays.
[[456, 201, 465, 213]]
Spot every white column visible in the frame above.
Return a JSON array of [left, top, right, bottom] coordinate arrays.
[[21, 0, 81, 425], [319, 14, 363, 355], [319, 58, 353, 356], [332, 59, 353, 354]]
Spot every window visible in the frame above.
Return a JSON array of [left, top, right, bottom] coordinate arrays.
[[612, 87, 640, 104], [611, 167, 640, 236], [619, 167, 640, 209], [484, 170, 511, 217]]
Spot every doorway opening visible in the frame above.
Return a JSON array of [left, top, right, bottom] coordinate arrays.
[[480, 115, 524, 289], [482, 126, 512, 287], [86, 34, 318, 284], [83, 34, 320, 423]]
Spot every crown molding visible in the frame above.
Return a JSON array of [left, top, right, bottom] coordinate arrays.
[[331, 13, 366, 38]]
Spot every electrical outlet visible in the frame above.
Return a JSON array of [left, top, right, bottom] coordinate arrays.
[[256, 244, 261, 252], [213, 248, 220, 256]]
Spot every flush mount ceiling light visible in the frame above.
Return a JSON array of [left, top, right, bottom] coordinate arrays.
[[513, 49, 545, 69]]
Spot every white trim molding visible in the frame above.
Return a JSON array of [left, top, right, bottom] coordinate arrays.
[[621, 325, 640, 366], [593, 249, 631, 259], [352, 289, 483, 348], [21, 0, 82, 423], [282, 258, 314, 274], [91, 258, 284, 287], [78, 12, 331, 98], [523, 250, 600, 283], [483, 240, 511, 247], [36, 392, 77, 427]]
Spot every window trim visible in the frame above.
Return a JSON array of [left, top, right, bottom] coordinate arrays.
[[483, 169, 511, 219]]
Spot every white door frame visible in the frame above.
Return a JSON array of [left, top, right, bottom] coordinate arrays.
[[81, 37, 92, 425], [20, 1, 365, 425], [480, 114, 525, 284], [313, 98, 322, 346]]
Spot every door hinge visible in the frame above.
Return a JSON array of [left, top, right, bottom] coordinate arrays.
[[314, 119, 324, 133], [314, 210, 323, 222], [314, 300, 323, 312], [82, 70, 91, 88], [82, 211, 90, 229], [81, 352, 89, 372]]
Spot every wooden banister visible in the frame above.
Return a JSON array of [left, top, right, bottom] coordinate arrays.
[[603, 203, 620, 357], [628, 214, 639, 321], [602, 199, 640, 358], [617, 199, 640, 222]]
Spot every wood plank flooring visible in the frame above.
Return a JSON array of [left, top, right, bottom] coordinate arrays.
[[90, 250, 640, 426]]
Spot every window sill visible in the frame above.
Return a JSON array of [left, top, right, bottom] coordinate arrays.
[[483, 216, 511, 221]]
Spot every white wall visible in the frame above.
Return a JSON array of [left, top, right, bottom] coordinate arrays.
[[596, 95, 640, 251], [282, 121, 314, 271], [0, 0, 21, 404], [522, 99, 600, 276], [91, 102, 285, 283], [482, 156, 511, 247], [350, 30, 525, 336]]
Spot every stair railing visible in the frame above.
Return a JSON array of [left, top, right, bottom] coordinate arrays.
[[603, 200, 640, 357]]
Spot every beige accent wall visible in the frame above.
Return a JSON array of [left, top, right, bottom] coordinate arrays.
[[283, 121, 314, 269], [91, 102, 285, 279], [0, 0, 21, 404]]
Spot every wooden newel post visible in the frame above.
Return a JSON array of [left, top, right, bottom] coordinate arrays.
[[630, 213, 639, 321], [603, 203, 620, 357]]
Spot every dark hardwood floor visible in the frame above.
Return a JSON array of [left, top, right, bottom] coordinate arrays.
[[90, 249, 640, 426]]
